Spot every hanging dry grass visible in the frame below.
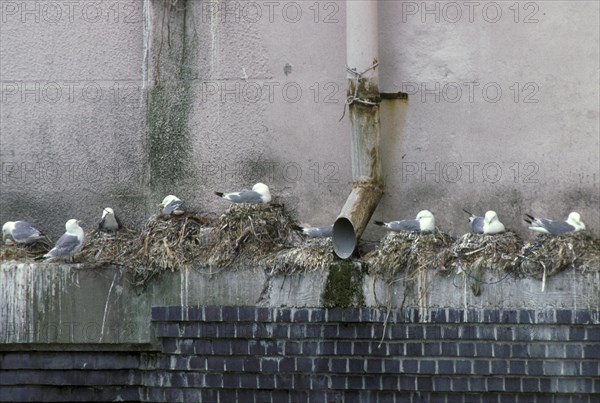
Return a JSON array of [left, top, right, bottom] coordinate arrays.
[[267, 238, 335, 275], [445, 232, 522, 296], [365, 229, 455, 282], [517, 231, 600, 280], [447, 232, 522, 275], [205, 203, 303, 269]]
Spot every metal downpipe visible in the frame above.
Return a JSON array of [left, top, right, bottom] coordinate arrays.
[[333, 0, 384, 259]]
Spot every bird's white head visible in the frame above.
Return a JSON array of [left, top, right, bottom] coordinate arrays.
[[65, 219, 82, 233], [567, 212, 585, 230], [416, 210, 435, 231], [159, 195, 180, 208], [2, 221, 15, 240], [252, 183, 272, 203], [484, 211, 498, 224], [102, 207, 115, 218]]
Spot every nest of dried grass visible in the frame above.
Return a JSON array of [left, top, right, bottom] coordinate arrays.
[[0, 239, 52, 261], [445, 232, 522, 296], [517, 231, 600, 280], [77, 228, 140, 267], [128, 213, 213, 284], [267, 238, 335, 275], [204, 203, 302, 269], [365, 229, 455, 282], [447, 232, 522, 274]]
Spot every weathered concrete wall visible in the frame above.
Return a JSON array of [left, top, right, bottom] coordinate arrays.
[[0, 1, 598, 240], [1, 263, 598, 345]]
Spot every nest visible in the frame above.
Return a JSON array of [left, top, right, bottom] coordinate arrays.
[[129, 213, 213, 284], [366, 229, 455, 283], [447, 232, 522, 275], [0, 239, 52, 261], [267, 238, 335, 275], [78, 228, 140, 267], [445, 232, 522, 296], [517, 231, 600, 280], [205, 203, 302, 269]]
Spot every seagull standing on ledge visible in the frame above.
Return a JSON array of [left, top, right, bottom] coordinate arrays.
[[43, 219, 85, 262], [158, 195, 185, 215], [215, 182, 272, 204], [374, 210, 435, 233], [463, 209, 506, 234], [98, 207, 121, 232], [2, 221, 47, 244], [524, 212, 586, 235]]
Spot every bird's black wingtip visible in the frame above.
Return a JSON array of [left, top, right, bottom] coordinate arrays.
[[374, 221, 385, 226], [291, 224, 304, 231], [462, 208, 473, 216], [214, 192, 224, 198], [525, 213, 535, 220]]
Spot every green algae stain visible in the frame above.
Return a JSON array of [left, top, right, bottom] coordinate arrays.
[[147, 2, 197, 193], [323, 261, 365, 308]]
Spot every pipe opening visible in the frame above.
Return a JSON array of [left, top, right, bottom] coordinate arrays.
[[332, 217, 356, 259]]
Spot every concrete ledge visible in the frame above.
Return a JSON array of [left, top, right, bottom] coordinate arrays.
[[1, 262, 599, 344]]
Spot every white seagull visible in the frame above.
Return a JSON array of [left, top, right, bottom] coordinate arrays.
[[463, 209, 506, 234], [525, 212, 586, 235], [43, 219, 85, 261], [2, 221, 47, 244], [158, 195, 185, 215], [292, 224, 333, 238], [98, 207, 121, 232], [215, 182, 272, 204], [374, 210, 435, 233]]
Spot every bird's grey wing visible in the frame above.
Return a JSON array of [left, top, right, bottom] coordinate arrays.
[[538, 219, 575, 235], [12, 221, 42, 242], [114, 214, 123, 229], [48, 234, 81, 257], [470, 217, 484, 233], [163, 200, 184, 214], [228, 190, 263, 204], [389, 219, 420, 232]]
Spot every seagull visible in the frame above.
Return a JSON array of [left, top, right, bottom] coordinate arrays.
[[215, 182, 272, 204], [43, 219, 85, 261], [2, 221, 47, 244], [524, 212, 586, 235], [158, 195, 185, 215], [463, 209, 506, 234], [374, 210, 435, 233], [292, 224, 333, 238], [98, 207, 121, 232]]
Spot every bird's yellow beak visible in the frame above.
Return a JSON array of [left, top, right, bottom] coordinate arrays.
[[2, 233, 6, 241], [157, 203, 164, 208]]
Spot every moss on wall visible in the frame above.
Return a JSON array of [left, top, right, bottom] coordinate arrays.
[[322, 261, 365, 308], [146, 2, 196, 193]]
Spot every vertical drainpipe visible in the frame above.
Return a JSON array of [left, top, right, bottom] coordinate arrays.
[[332, 0, 384, 259]]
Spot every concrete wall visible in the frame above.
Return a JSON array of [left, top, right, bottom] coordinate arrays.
[[1, 0, 598, 240], [2, 263, 598, 344]]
